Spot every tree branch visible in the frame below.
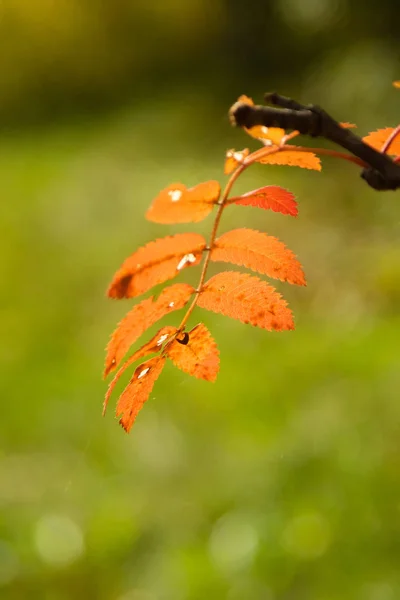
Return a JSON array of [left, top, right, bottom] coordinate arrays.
[[229, 92, 400, 191]]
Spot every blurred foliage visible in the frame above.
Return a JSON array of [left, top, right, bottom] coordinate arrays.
[[1, 0, 400, 598]]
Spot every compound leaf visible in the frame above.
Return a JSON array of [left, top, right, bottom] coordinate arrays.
[[103, 326, 176, 414], [104, 283, 194, 376], [146, 181, 221, 223], [108, 233, 205, 299], [166, 323, 220, 382], [197, 271, 294, 331], [211, 228, 306, 286], [116, 356, 166, 433], [230, 185, 298, 216]]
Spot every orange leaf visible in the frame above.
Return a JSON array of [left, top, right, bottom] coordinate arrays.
[[146, 181, 221, 223], [393, 81, 400, 89], [257, 149, 321, 171], [363, 128, 400, 155], [235, 95, 286, 145], [211, 229, 306, 286], [108, 233, 205, 299], [224, 148, 250, 174], [165, 323, 220, 382], [103, 326, 176, 414], [246, 125, 286, 145], [116, 356, 166, 432], [104, 283, 194, 376], [197, 271, 294, 331], [230, 185, 298, 216]]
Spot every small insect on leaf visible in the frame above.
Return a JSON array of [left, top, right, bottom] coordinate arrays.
[[103, 326, 176, 414], [256, 149, 322, 171], [146, 181, 221, 223], [104, 283, 194, 376], [211, 228, 306, 286], [363, 128, 400, 156], [165, 323, 220, 382], [116, 356, 166, 433], [198, 271, 294, 331], [107, 233, 205, 299], [224, 148, 250, 174], [230, 185, 298, 216]]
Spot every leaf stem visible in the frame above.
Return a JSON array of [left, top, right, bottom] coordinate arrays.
[[176, 163, 248, 332], [175, 139, 366, 337]]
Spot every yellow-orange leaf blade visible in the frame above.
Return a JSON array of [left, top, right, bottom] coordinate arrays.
[[104, 283, 194, 377], [246, 125, 286, 145], [211, 229, 306, 286], [235, 95, 286, 145], [257, 149, 321, 171], [363, 128, 400, 155], [166, 323, 220, 382], [197, 271, 294, 331], [230, 185, 298, 216], [116, 356, 166, 433], [146, 181, 221, 224], [103, 326, 176, 414], [108, 233, 205, 299], [224, 148, 250, 174]]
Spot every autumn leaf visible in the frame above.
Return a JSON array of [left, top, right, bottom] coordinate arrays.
[[165, 323, 220, 382], [211, 229, 306, 286], [236, 95, 286, 145], [107, 233, 205, 299], [230, 185, 298, 216], [116, 356, 166, 433], [104, 283, 194, 376], [363, 128, 400, 156], [103, 326, 176, 414], [146, 181, 221, 224], [224, 148, 250, 174], [256, 149, 321, 171], [197, 271, 294, 331]]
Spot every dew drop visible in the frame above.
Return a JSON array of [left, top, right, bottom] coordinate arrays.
[[168, 302, 175, 308], [168, 189, 182, 202], [233, 151, 244, 162], [176, 253, 197, 271], [137, 367, 150, 380], [156, 334, 169, 346]]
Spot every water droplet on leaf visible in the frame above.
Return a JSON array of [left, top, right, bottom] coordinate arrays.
[[156, 333, 170, 346], [137, 367, 150, 380], [176, 253, 197, 271], [168, 189, 182, 202]]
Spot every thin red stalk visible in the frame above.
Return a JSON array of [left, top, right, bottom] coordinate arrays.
[[165, 139, 367, 345], [175, 163, 248, 333], [246, 143, 366, 168]]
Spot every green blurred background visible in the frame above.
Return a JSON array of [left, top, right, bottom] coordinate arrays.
[[1, 1, 400, 598]]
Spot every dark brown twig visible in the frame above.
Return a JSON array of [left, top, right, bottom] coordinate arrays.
[[229, 92, 400, 191]]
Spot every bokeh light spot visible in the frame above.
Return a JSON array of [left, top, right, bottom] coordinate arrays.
[[281, 512, 331, 559], [209, 512, 258, 572], [34, 514, 84, 567]]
